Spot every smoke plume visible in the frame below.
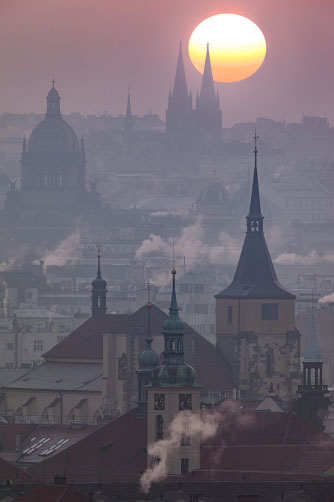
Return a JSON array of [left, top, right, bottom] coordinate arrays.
[[40, 230, 81, 271], [136, 217, 241, 286], [273, 250, 334, 266], [318, 292, 334, 304], [140, 410, 220, 493]]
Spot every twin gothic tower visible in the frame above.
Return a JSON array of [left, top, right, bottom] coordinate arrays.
[[166, 43, 222, 142]]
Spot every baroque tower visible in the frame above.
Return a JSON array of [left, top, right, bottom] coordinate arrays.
[[166, 43, 193, 142], [136, 300, 159, 418], [91, 247, 107, 320], [194, 44, 222, 140], [147, 268, 201, 475], [215, 137, 300, 400]]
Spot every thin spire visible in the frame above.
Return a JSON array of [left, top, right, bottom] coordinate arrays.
[[96, 244, 101, 278], [170, 267, 178, 313], [171, 41, 189, 104], [52, 76, 55, 88], [126, 91, 132, 119], [247, 131, 262, 218], [199, 43, 216, 103], [145, 300, 153, 348]]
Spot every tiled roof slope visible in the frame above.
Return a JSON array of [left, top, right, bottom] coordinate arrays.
[[44, 305, 235, 392], [29, 408, 146, 480], [0, 456, 29, 482]]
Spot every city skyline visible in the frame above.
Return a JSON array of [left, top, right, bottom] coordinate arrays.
[[0, 0, 333, 126]]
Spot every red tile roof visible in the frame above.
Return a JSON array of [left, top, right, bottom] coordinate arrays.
[[29, 408, 146, 482], [16, 484, 89, 501], [206, 409, 332, 446], [44, 305, 234, 392], [0, 456, 29, 482]]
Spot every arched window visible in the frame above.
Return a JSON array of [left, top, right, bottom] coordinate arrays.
[[156, 415, 163, 441]]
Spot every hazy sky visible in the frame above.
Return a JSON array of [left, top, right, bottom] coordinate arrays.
[[1, 0, 333, 126]]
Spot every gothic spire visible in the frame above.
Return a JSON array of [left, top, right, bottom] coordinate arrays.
[[248, 132, 262, 219], [172, 41, 189, 104], [124, 91, 133, 137], [199, 43, 216, 103]]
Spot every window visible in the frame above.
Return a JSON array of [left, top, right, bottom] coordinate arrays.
[[156, 415, 164, 441], [154, 393, 165, 411], [179, 393, 192, 410], [261, 303, 278, 321], [181, 458, 189, 475], [33, 340, 43, 351], [7, 342, 13, 351], [26, 291, 32, 300], [228, 306, 233, 324]]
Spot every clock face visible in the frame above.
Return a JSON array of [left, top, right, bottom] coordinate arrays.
[[154, 393, 165, 410], [179, 393, 192, 410]]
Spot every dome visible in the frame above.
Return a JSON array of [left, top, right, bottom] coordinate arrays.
[[28, 118, 80, 154], [152, 362, 196, 387], [138, 347, 160, 370], [197, 181, 231, 207], [27, 83, 80, 154]]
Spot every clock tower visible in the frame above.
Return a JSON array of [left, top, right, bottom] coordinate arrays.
[[147, 268, 201, 475]]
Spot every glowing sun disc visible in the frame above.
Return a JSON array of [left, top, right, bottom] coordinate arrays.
[[188, 14, 266, 83]]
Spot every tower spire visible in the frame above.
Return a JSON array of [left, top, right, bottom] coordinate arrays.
[[247, 132, 263, 232], [199, 43, 216, 103], [172, 41, 189, 104], [124, 91, 133, 138], [91, 245, 107, 320], [46, 81, 61, 118]]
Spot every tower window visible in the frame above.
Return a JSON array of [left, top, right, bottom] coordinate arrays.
[[156, 415, 164, 441], [154, 393, 165, 410], [262, 303, 278, 321], [179, 393, 192, 410], [227, 306, 233, 324], [181, 458, 189, 475]]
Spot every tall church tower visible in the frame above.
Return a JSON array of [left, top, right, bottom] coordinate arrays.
[[215, 137, 300, 400], [124, 92, 134, 140], [147, 268, 201, 475], [295, 305, 329, 429], [166, 43, 193, 142], [91, 248, 107, 320], [195, 44, 222, 140]]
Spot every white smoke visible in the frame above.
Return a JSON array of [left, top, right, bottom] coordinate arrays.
[[136, 217, 241, 286], [319, 292, 334, 304], [150, 209, 191, 220], [39, 230, 81, 271], [140, 410, 220, 493], [273, 250, 334, 266]]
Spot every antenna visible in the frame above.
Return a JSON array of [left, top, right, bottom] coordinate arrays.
[[172, 240, 175, 270], [147, 280, 151, 303]]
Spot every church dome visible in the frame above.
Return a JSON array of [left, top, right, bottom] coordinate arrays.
[[28, 119, 80, 154], [197, 180, 231, 208], [27, 83, 80, 154]]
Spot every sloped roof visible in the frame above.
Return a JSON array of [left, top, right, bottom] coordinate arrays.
[[29, 408, 146, 480], [44, 305, 235, 393], [0, 456, 29, 482], [5, 362, 102, 392]]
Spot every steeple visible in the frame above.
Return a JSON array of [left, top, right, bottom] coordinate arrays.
[[166, 43, 193, 139], [46, 79, 61, 118], [152, 268, 197, 387], [136, 294, 160, 417], [172, 42, 189, 106], [124, 91, 134, 138], [91, 246, 107, 320], [216, 137, 294, 300], [199, 44, 216, 104]]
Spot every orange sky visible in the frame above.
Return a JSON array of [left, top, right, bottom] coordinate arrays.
[[0, 0, 333, 126]]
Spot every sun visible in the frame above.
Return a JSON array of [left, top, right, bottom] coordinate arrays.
[[188, 14, 266, 83]]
